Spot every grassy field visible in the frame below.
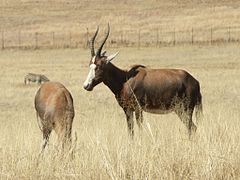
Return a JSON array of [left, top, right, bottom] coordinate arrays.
[[1, 0, 240, 48], [0, 45, 239, 179], [1, 0, 240, 178], [1, 0, 240, 32]]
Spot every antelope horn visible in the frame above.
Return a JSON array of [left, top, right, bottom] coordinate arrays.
[[90, 26, 99, 57], [96, 23, 110, 57]]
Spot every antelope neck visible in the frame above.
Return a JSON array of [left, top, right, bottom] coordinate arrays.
[[102, 62, 127, 96]]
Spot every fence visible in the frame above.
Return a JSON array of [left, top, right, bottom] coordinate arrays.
[[1, 26, 240, 50]]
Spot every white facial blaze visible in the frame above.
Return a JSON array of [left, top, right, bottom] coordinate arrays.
[[91, 56, 96, 63], [83, 63, 96, 88]]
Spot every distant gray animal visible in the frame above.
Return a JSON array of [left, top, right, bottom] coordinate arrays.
[[35, 82, 75, 153], [24, 73, 49, 85]]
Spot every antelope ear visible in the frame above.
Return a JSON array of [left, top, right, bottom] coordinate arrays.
[[106, 52, 119, 63]]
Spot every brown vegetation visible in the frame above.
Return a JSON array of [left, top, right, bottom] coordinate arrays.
[[0, 0, 240, 179], [0, 45, 239, 179], [1, 0, 240, 49]]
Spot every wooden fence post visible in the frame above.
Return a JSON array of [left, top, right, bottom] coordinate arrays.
[[156, 28, 159, 47], [228, 26, 231, 42], [69, 31, 72, 48], [191, 27, 194, 45], [86, 28, 89, 49], [52, 32, 55, 48], [210, 27, 213, 45], [120, 30, 123, 47], [1, 31, 4, 50], [35, 32, 38, 49], [173, 28, 176, 46], [159, 27, 162, 46], [138, 29, 141, 49], [18, 30, 21, 49]]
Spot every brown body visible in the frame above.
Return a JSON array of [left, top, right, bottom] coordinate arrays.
[[121, 66, 201, 114], [104, 64, 202, 137], [83, 25, 202, 138], [35, 82, 74, 152]]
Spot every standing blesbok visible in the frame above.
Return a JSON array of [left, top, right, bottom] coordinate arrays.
[[83, 24, 202, 138], [35, 82, 75, 153]]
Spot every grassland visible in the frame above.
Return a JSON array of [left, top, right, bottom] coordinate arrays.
[[1, 0, 240, 48], [0, 45, 239, 179], [1, 0, 240, 32], [0, 0, 240, 179]]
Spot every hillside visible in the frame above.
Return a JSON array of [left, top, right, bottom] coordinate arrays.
[[1, 0, 240, 32], [1, 0, 240, 48]]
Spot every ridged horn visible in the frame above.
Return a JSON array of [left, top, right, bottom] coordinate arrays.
[[96, 23, 110, 57], [90, 26, 99, 57]]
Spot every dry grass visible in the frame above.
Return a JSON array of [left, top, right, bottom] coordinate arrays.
[[1, 1, 240, 179], [0, 45, 239, 179], [1, 0, 240, 32], [1, 0, 240, 48]]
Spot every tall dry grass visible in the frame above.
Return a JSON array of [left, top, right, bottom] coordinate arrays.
[[0, 45, 239, 179]]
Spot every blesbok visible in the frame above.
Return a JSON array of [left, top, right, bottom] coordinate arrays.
[[83, 25, 202, 138], [35, 82, 75, 153], [25, 73, 49, 85]]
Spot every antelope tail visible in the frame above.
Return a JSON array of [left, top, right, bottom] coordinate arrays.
[[195, 93, 203, 125], [63, 91, 74, 140], [36, 112, 43, 131]]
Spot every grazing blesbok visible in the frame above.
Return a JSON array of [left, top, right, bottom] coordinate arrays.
[[35, 82, 75, 153], [24, 73, 49, 85], [83, 25, 202, 138]]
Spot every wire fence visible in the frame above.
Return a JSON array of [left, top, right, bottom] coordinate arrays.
[[1, 26, 240, 50]]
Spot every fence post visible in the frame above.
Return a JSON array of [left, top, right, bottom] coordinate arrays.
[[86, 28, 89, 49], [18, 30, 21, 49], [52, 32, 55, 48], [69, 31, 72, 48], [173, 28, 176, 46], [159, 27, 162, 46], [1, 31, 4, 50], [35, 32, 38, 49], [191, 27, 194, 45], [156, 28, 159, 47], [121, 30, 123, 47], [228, 26, 231, 42], [210, 27, 213, 45], [138, 29, 141, 49]]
